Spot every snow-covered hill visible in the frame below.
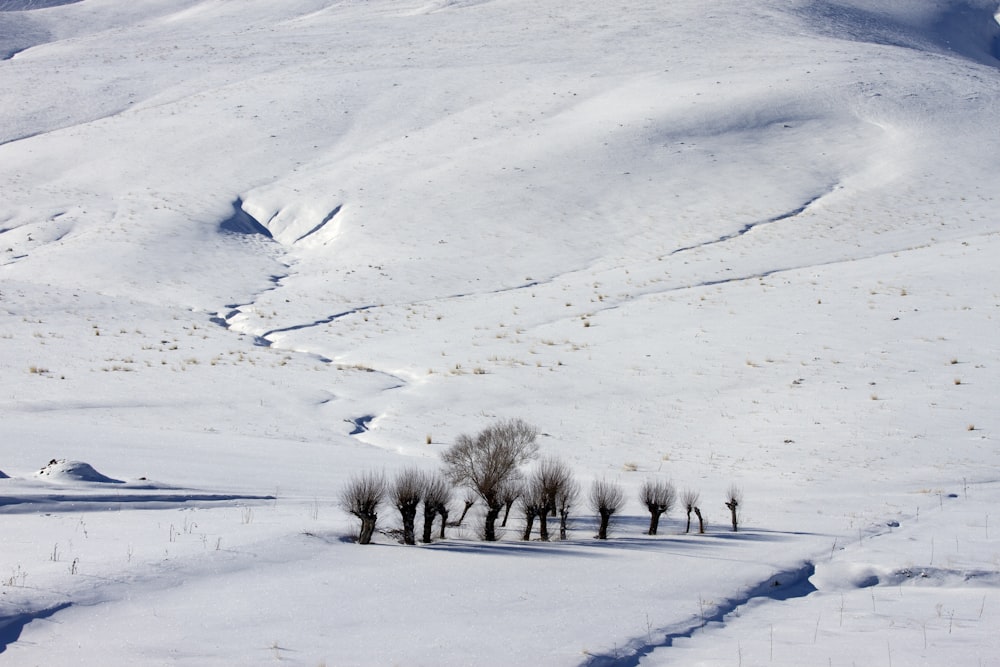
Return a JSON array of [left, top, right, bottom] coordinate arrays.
[[2, 0, 999, 664]]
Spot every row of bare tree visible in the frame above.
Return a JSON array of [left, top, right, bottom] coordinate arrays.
[[340, 418, 742, 544]]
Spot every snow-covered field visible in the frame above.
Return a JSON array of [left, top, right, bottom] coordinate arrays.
[[2, 0, 999, 664]]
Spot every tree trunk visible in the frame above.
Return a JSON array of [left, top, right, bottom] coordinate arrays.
[[358, 514, 377, 545], [597, 511, 611, 539], [484, 506, 501, 541], [694, 507, 704, 534], [559, 510, 569, 540], [421, 509, 436, 543], [538, 510, 550, 541], [501, 499, 515, 527], [456, 499, 475, 526], [522, 511, 535, 541], [726, 501, 738, 532], [400, 506, 418, 545], [685, 509, 692, 534], [647, 510, 662, 535], [438, 507, 449, 539]]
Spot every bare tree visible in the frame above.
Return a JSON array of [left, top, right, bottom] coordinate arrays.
[[519, 479, 544, 541], [693, 505, 705, 534], [590, 479, 625, 540], [340, 471, 386, 545], [453, 489, 477, 527], [441, 418, 539, 541], [681, 489, 700, 534], [422, 473, 452, 543], [639, 479, 676, 535], [533, 457, 574, 541], [555, 478, 579, 540], [499, 480, 522, 528], [391, 468, 425, 545], [725, 484, 743, 532], [437, 491, 453, 539]]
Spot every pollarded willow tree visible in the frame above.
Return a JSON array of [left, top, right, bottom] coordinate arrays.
[[519, 479, 544, 541], [391, 468, 425, 545], [725, 484, 743, 532], [530, 456, 575, 541], [639, 478, 676, 536], [555, 477, 580, 540], [421, 472, 452, 543], [340, 471, 386, 545], [441, 418, 539, 541], [590, 478, 625, 540], [681, 489, 700, 534], [499, 480, 522, 528]]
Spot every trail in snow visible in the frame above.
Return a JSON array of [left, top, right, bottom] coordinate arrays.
[[668, 187, 835, 257], [580, 562, 818, 667]]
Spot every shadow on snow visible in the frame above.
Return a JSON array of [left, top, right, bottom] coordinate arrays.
[[580, 561, 818, 667], [0, 603, 72, 654]]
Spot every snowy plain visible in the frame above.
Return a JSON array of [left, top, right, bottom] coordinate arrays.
[[1, 0, 999, 664]]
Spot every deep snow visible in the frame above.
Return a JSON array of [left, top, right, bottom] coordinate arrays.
[[1, 0, 999, 664]]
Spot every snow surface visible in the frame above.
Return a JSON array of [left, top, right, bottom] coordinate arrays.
[[1, 0, 999, 664]]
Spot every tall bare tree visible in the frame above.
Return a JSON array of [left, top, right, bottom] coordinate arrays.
[[441, 418, 539, 541], [725, 484, 743, 532], [340, 471, 386, 545], [639, 479, 676, 535], [590, 479, 625, 540]]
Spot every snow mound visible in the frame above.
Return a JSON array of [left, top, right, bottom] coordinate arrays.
[[810, 561, 885, 591], [35, 459, 124, 484]]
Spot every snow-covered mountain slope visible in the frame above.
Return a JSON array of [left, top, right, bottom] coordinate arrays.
[[1, 0, 999, 664]]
